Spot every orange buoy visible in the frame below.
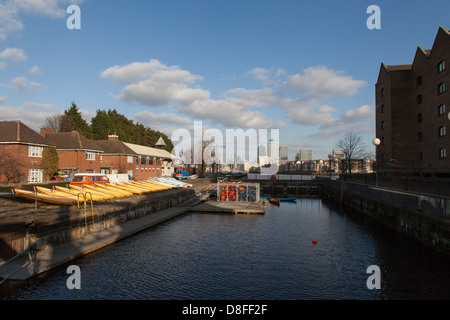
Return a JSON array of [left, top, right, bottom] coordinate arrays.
[[312, 239, 318, 244]]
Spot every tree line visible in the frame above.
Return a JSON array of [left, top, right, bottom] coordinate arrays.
[[43, 102, 174, 152]]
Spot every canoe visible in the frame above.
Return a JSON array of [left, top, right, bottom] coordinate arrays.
[[83, 184, 125, 198], [269, 198, 280, 206], [35, 186, 80, 200], [143, 180, 172, 190], [13, 189, 76, 205], [97, 183, 134, 196], [70, 185, 115, 200], [107, 183, 145, 195], [123, 182, 155, 192], [55, 186, 107, 202], [261, 196, 296, 202]]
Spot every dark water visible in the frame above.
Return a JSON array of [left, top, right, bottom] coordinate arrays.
[[1, 198, 450, 300]]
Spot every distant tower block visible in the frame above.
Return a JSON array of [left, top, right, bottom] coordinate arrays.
[[155, 137, 166, 148]]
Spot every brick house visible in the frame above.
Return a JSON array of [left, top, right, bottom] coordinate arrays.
[[94, 135, 139, 177], [43, 131, 104, 174], [0, 121, 54, 183], [376, 26, 450, 176]]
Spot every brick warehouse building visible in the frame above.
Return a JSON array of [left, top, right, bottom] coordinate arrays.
[[376, 26, 450, 176]]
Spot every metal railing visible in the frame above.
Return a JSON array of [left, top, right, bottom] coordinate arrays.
[[0, 222, 36, 285], [320, 178, 450, 217]]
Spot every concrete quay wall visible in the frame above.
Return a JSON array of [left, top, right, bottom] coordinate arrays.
[[0, 187, 197, 264], [320, 181, 450, 255]]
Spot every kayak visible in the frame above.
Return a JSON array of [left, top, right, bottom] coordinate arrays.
[[13, 189, 76, 205], [261, 196, 296, 202], [269, 198, 280, 206]]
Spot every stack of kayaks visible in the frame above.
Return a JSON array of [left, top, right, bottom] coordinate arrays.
[[11, 179, 178, 205], [150, 177, 192, 188], [12, 189, 77, 205]]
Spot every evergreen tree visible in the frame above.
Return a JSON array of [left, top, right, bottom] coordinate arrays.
[[64, 102, 92, 138]]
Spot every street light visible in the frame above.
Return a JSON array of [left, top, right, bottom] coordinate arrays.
[[372, 138, 381, 186]]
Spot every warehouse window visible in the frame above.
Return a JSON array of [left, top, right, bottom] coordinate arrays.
[[439, 126, 446, 137], [438, 104, 445, 116], [438, 82, 445, 95], [439, 148, 446, 158], [438, 60, 445, 73], [417, 94, 423, 105], [417, 132, 423, 142], [417, 113, 423, 123]]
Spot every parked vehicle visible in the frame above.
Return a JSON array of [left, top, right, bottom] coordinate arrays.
[[69, 173, 110, 187]]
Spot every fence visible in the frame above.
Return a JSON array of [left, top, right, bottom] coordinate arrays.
[[247, 173, 318, 181], [320, 178, 450, 217]]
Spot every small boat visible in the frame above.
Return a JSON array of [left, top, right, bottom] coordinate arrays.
[[12, 189, 76, 205], [269, 198, 280, 206], [260, 196, 296, 202]]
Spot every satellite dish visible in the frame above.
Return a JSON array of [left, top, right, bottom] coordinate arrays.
[[448, 112, 450, 121]]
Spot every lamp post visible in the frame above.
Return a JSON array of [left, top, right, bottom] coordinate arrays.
[[372, 138, 381, 186]]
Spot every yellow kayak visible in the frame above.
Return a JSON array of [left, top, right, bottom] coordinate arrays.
[[95, 183, 134, 197], [13, 189, 76, 205], [142, 180, 172, 190], [133, 181, 165, 191], [83, 184, 124, 198], [123, 182, 156, 192], [70, 185, 115, 200], [36, 186, 81, 200], [110, 183, 146, 195], [55, 186, 106, 202]]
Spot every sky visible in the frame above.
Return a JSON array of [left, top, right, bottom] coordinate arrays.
[[0, 0, 449, 161]]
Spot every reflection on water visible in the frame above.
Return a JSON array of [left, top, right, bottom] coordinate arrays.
[[1, 198, 450, 300]]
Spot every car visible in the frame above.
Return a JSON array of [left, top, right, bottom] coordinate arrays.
[[69, 173, 110, 187]]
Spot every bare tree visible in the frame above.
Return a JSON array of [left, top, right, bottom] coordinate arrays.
[[42, 114, 75, 133], [335, 131, 368, 175], [0, 150, 24, 184]]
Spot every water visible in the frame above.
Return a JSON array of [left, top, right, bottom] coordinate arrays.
[[1, 198, 450, 300]]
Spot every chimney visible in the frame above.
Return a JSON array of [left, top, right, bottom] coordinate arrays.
[[40, 127, 53, 138], [108, 134, 119, 141]]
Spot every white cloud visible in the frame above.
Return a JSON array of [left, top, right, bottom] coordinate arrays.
[[102, 60, 367, 129], [282, 65, 366, 98], [179, 98, 286, 129], [0, 47, 27, 68], [101, 59, 209, 106], [222, 87, 276, 108], [246, 67, 287, 86], [134, 110, 191, 127], [0, 101, 58, 131], [319, 105, 375, 129], [30, 64, 41, 74], [0, 0, 85, 40], [10, 76, 41, 91]]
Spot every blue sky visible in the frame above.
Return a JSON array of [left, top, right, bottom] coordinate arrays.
[[1, 0, 449, 160]]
